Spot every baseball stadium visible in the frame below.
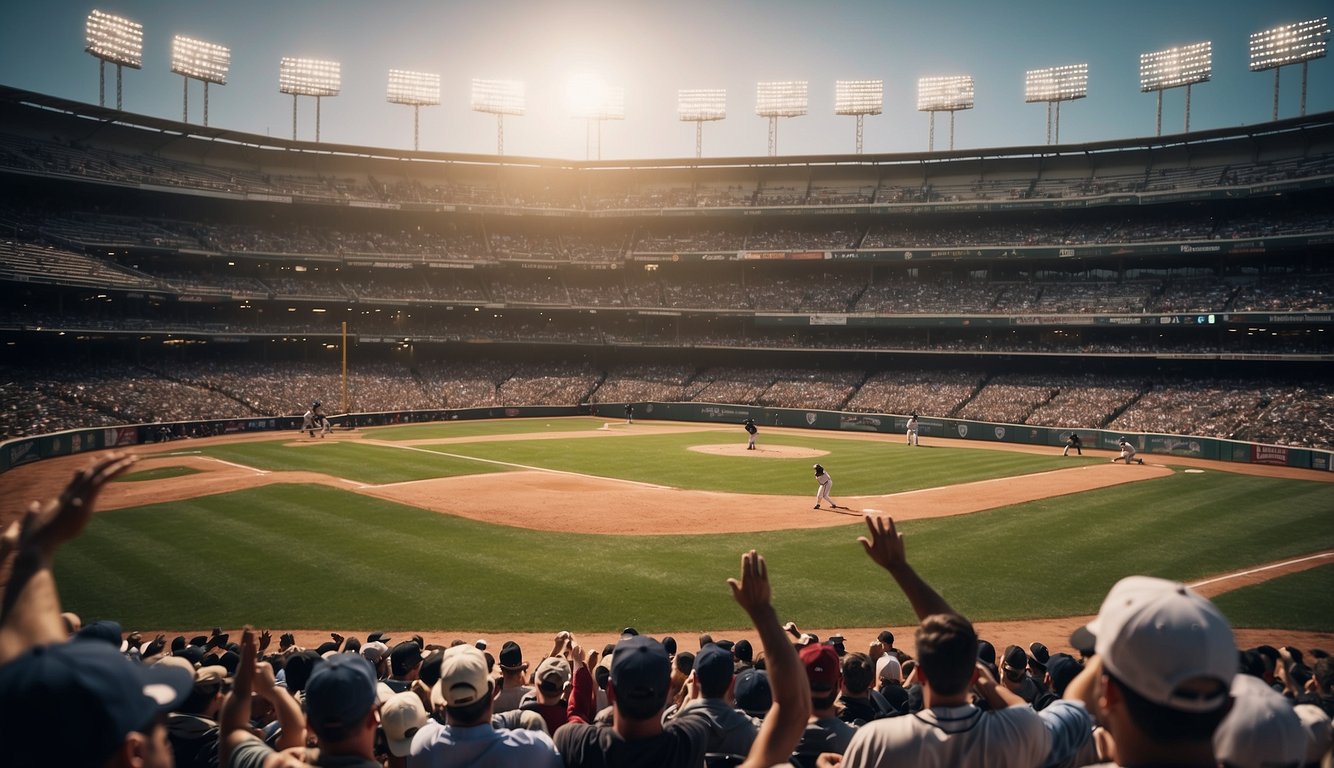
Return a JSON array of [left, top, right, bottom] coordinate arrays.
[[2, 5, 1334, 765]]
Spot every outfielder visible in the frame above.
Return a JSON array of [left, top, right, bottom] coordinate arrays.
[[302, 400, 332, 438], [813, 464, 844, 510], [744, 418, 758, 450], [1113, 437, 1144, 464], [905, 413, 920, 446]]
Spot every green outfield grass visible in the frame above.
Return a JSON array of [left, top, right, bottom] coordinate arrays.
[[415, 432, 1089, 495], [56, 467, 1334, 632], [1211, 564, 1334, 632], [115, 466, 202, 483], [197, 441, 510, 485]]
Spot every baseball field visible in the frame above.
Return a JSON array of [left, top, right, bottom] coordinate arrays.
[[3, 416, 1332, 656]]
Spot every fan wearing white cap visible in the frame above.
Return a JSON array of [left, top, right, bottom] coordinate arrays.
[[408, 644, 560, 767], [1065, 575, 1238, 767]]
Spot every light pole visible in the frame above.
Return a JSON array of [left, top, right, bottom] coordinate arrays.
[[755, 81, 808, 157], [677, 88, 726, 158], [1140, 42, 1211, 136], [835, 79, 883, 154], [387, 69, 440, 151], [1250, 17, 1329, 120], [85, 10, 142, 110], [1025, 64, 1087, 145], [171, 35, 229, 126], [917, 75, 974, 151], [471, 79, 526, 156], [279, 57, 341, 142]]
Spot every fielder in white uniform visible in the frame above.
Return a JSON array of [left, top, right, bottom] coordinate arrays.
[[813, 464, 843, 510], [905, 414, 919, 446], [1113, 438, 1144, 464]]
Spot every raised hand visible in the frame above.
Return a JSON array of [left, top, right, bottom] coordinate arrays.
[[858, 515, 907, 573], [20, 453, 136, 557], [727, 549, 772, 616]]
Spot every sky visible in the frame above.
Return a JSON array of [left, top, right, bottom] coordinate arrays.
[[1, 1, 1331, 161]]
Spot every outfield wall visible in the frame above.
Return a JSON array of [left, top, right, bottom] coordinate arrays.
[[2, 402, 1329, 475]]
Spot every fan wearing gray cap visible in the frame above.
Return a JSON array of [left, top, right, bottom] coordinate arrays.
[[408, 644, 560, 767], [1064, 575, 1238, 768], [0, 453, 196, 768], [671, 643, 759, 755]]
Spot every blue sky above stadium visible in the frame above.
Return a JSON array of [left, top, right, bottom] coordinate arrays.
[[1, 1, 1330, 160]]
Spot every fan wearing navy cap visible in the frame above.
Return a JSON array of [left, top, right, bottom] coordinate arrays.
[[670, 642, 759, 756], [0, 453, 195, 768]]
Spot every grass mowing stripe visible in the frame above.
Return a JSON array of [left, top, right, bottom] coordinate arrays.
[[57, 472, 1334, 632], [427, 433, 1086, 495], [1211, 565, 1334, 631], [197, 441, 510, 485], [115, 466, 202, 482]]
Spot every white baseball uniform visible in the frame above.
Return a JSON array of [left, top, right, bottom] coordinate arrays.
[[815, 471, 838, 509], [906, 416, 919, 446]]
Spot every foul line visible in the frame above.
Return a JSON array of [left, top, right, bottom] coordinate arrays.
[[197, 456, 269, 475], [1187, 552, 1334, 589], [362, 440, 673, 490]]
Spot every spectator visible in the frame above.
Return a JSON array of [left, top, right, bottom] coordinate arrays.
[[832, 516, 1059, 767], [408, 644, 560, 767], [493, 640, 534, 712], [873, 655, 910, 715], [217, 627, 310, 768], [386, 641, 423, 693], [380, 691, 427, 767], [792, 643, 857, 766], [1064, 575, 1238, 768], [837, 652, 889, 725], [168, 665, 228, 768], [1212, 674, 1307, 768], [671, 642, 758, 756]]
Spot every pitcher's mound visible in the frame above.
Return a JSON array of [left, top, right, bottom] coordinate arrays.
[[688, 444, 829, 459]]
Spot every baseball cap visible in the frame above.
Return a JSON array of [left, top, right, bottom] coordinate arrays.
[[305, 654, 377, 737], [693, 643, 735, 692], [1027, 642, 1049, 671], [610, 636, 671, 704], [390, 641, 423, 676], [1213, 673, 1306, 768], [76, 619, 123, 647], [498, 640, 525, 671], [360, 640, 389, 665], [976, 639, 996, 667], [434, 645, 489, 708], [800, 643, 840, 692], [381, 691, 428, 758], [1044, 653, 1082, 696], [1002, 645, 1028, 674], [733, 668, 772, 716], [0, 639, 192, 766], [1073, 575, 1236, 713], [535, 656, 571, 691], [875, 655, 902, 683], [733, 638, 754, 664]]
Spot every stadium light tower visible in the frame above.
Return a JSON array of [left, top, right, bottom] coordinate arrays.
[[85, 10, 142, 110], [279, 57, 340, 142], [1140, 41, 1211, 136], [387, 69, 440, 151], [755, 81, 808, 156], [834, 80, 883, 154], [917, 75, 974, 151], [471, 79, 526, 156], [567, 75, 625, 160], [1250, 17, 1329, 120], [171, 35, 230, 126], [1024, 63, 1088, 145], [677, 88, 726, 158]]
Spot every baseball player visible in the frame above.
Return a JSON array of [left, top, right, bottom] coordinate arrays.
[[302, 400, 332, 438], [744, 418, 758, 450], [1113, 437, 1144, 464], [1063, 433, 1083, 456], [624, 403, 634, 425], [905, 413, 920, 446], [813, 464, 844, 510]]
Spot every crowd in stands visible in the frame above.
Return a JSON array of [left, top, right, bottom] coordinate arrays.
[[1, 459, 1330, 768], [6, 361, 1330, 450]]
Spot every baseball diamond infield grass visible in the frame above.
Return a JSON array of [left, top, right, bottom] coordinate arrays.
[[1211, 565, 1334, 632], [55, 427, 1334, 632]]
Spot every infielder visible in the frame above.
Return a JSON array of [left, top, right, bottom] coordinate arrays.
[[1063, 433, 1083, 456], [813, 464, 844, 510], [905, 413, 920, 446], [302, 400, 332, 438], [624, 403, 634, 424], [1113, 437, 1144, 464], [744, 418, 758, 450]]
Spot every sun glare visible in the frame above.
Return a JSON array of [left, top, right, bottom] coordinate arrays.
[[564, 71, 607, 117]]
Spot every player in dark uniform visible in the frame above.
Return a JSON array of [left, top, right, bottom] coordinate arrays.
[[744, 418, 758, 450], [624, 403, 634, 424], [1063, 433, 1083, 456]]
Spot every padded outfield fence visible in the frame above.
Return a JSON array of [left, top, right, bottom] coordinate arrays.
[[2, 402, 1329, 475]]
